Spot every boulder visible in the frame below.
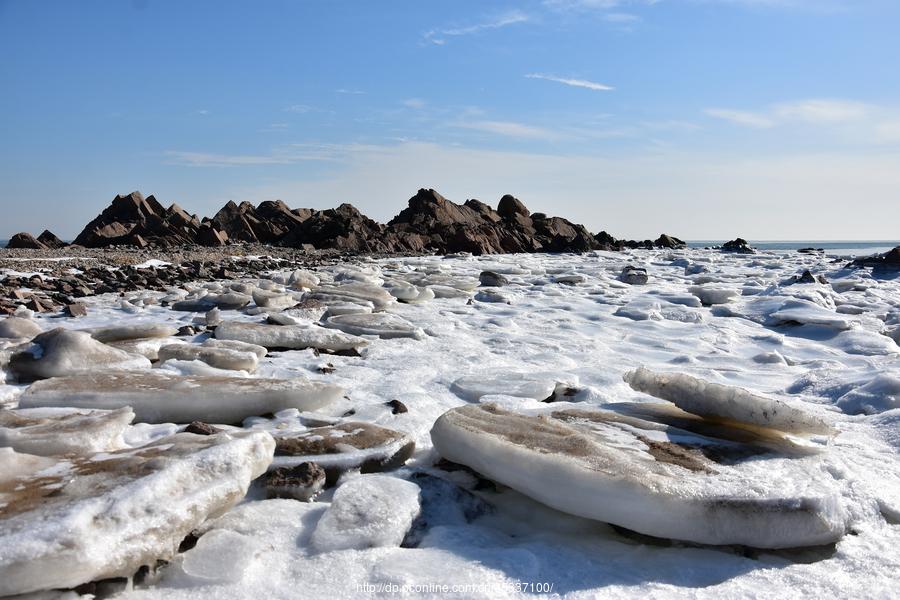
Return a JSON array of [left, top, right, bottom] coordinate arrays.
[[265, 462, 326, 501], [721, 238, 755, 254], [851, 246, 900, 270], [655, 233, 686, 249], [36, 230, 67, 248], [620, 265, 649, 285], [5, 232, 48, 250]]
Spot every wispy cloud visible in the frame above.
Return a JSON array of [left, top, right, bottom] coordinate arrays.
[[403, 98, 427, 109], [335, 88, 366, 95], [704, 108, 775, 128], [526, 73, 614, 91], [164, 147, 339, 167], [772, 99, 869, 123], [285, 104, 315, 113], [424, 11, 529, 45], [707, 99, 872, 129], [455, 119, 563, 140]]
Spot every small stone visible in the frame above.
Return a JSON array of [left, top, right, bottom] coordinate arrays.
[[64, 304, 88, 318], [620, 265, 649, 285], [386, 399, 408, 414], [479, 271, 508, 287], [177, 325, 197, 337], [184, 421, 221, 436], [265, 462, 326, 501]]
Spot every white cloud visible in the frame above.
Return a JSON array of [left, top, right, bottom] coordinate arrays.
[[704, 108, 775, 128], [164, 147, 339, 167], [285, 104, 314, 113], [604, 12, 641, 22], [773, 99, 870, 123], [335, 88, 366, 95], [706, 99, 898, 139], [424, 11, 529, 45], [455, 120, 563, 140], [875, 121, 900, 143], [234, 141, 900, 239], [525, 73, 614, 91], [403, 98, 427, 109]]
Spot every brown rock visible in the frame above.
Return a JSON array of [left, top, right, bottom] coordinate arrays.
[[6, 233, 48, 250]]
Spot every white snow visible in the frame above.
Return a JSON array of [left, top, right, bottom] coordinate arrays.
[[3, 247, 899, 598]]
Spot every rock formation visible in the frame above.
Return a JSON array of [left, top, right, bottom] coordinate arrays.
[[6, 232, 48, 249], [28, 188, 688, 255]]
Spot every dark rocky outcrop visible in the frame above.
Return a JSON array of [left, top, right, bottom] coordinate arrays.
[[385, 189, 597, 255], [73, 192, 201, 248], [851, 246, 900, 270], [280, 203, 395, 252], [654, 234, 687, 249], [34, 188, 687, 257], [37, 230, 67, 249], [6, 232, 48, 250], [721, 238, 755, 254], [208, 199, 310, 245]]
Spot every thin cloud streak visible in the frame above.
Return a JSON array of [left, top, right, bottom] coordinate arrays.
[[526, 73, 614, 91], [424, 11, 529, 45]]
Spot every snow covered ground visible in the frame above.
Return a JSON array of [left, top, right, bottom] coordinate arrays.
[[2, 246, 900, 598]]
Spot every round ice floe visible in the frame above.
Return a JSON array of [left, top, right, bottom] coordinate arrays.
[[450, 373, 564, 402], [431, 403, 848, 549], [202, 338, 267, 359], [0, 406, 135, 455], [179, 529, 262, 583], [310, 475, 421, 553], [624, 367, 834, 435], [84, 323, 179, 343], [0, 317, 42, 340], [252, 288, 298, 310], [157, 344, 259, 372], [19, 371, 344, 423], [0, 431, 274, 596], [323, 313, 425, 340], [215, 321, 369, 352], [9, 328, 150, 382]]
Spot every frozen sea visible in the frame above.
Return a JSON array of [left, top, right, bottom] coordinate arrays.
[[2, 245, 900, 599]]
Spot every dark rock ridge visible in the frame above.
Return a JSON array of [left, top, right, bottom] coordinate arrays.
[[851, 246, 900, 270], [721, 238, 755, 254], [4, 230, 67, 250], [21, 188, 687, 256], [6, 232, 49, 250]]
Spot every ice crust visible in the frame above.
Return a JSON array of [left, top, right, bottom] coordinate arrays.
[[431, 403, 847, 548], [215, 320, 369, 352], [3, 248, 900, 598], [18, 371, 343, 423], [310, 475, 421, 552], [624, 367, 835, 435], [0, 430, 274, 596]]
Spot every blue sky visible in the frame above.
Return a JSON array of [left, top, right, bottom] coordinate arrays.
[[2, 0, 899, 240]]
